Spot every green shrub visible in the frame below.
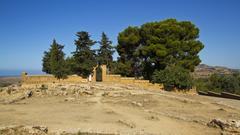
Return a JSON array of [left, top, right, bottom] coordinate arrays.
[[195, 73, 240, 95], [152, 66, 193, 91], [194, 78, 210, 92], [209, 73, 239, 94]]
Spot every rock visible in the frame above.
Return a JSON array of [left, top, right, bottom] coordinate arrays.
[[69, 89, 76, 95], [64, 97, 75, 102], [25, 90, 33, 98], [32, 125, 48, 133], [218, 108, 226, 111], [117, 120, 136, 128], [81, 90, 94, 95], [102, 92, 109, 97], [208, 118, 240, 133], [0, 125, 48, 135], [146, 115, 159, 121], [207, 119, 230, 130], [61, 87, 67, 91], [131, 101, 143, 107], [63, 91, 68, 96], [3, 90, 31, 104], [6, 88, 12, 94], [228, 120, 240, 128]]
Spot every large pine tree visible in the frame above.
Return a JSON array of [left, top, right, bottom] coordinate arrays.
[[72, 31, 96, 77], [98, 32, 114, 66], [117, 19, 204, 79]]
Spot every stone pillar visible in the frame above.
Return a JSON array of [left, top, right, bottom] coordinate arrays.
[[21, 72, 28, 84], [101, 65, 107, 82], [92, 67, 96, 82]]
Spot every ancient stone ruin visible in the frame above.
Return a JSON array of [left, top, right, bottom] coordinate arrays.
[[21, 65, 163, 90]]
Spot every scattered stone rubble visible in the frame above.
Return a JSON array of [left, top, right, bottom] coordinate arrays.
[[131, 101, 143, 107], [0, 83, 144, 105], [117, 120, 136, 128], [0, 83, 150, 101], [1, 89, 33, 104], [0, 125, 49, 135], [0, 84, 98, 104], [0, 125, 120, 135], [207, 118, 240, 133]]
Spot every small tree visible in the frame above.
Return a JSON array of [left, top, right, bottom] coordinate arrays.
[[98, 32, 114, 66], [152, 66, 193, 91], [72, 31, 96, 77]]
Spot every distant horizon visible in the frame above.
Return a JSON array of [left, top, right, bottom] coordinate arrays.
[[0, 0, 240, 71], [0, 69, 45, 76]]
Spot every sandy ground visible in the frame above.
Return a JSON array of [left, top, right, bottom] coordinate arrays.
[[0, 82, 240, 135]]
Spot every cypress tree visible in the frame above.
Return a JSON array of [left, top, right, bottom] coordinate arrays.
[[72, 31, 96, 77], [50, 39, 67, 79], [98, 32, 114, 66], [42, 39, 67, 79], [42, 51, 51, 74]]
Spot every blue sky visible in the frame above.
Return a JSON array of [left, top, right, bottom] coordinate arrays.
[[0, 0, 240, 75]]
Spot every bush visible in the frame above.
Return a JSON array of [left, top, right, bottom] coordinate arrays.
[[209, 73, 239, 94], [195, 73, 240, 95], [194, 78, 210, 92], [152, 66, 193, 91]]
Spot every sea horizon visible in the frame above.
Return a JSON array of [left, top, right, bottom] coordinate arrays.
[[0, 69, 45, 77]]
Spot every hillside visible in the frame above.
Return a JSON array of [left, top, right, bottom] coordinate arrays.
[[193, 64, 239, 78]]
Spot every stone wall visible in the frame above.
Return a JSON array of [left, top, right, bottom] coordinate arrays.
[[21, 65, 163, 90], [21, 72, 87, 88], [91, 65, 163, 90], [106, 76, 163, 90]]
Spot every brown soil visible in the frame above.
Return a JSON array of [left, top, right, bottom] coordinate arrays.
[[0, 82, 240, 135]]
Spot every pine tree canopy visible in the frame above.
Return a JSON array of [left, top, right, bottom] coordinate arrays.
[[116, 19, 204, 79]]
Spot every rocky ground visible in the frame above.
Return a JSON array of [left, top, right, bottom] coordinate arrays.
[[0, 82, 240, 135]]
